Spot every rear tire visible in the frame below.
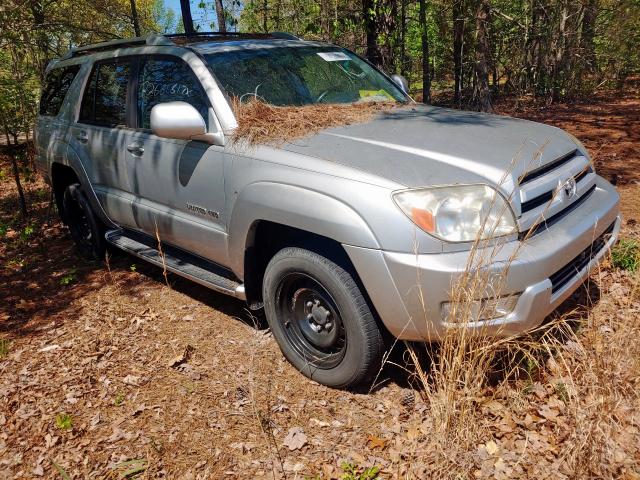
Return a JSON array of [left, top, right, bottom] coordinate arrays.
[[62, 183, 106, 260], [263, 247, 385, 389]]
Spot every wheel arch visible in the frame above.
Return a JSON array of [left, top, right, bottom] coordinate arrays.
[[228, 182, 380, 276], [51, 146, 116, 228]]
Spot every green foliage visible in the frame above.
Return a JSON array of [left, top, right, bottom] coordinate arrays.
[[20, 225, 35, 243], [0, 339, 10, 358], [55, 413, 73, 430], [52, 461, 71, 480], [114, 393, 125, 406], [611, 238, 640, 272], [59, 269, 78, 286], [555, 382, 570, 403], [0, 222, 7, 238], [112, 459, 147, 478], [340, 462, 381, 480]]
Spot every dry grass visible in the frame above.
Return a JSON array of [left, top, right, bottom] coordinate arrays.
[[401, 152, 640, 478], [230, 97, 397, 146]]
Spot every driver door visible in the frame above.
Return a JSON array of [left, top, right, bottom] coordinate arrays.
[[122, 55, 228, 265]]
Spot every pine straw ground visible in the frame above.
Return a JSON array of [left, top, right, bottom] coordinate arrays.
[[0, 93, 639, 479]]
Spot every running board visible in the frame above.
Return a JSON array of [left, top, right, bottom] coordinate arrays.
[[105, 229, 246, 300]]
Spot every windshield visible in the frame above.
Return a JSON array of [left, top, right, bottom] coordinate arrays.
[[205, 46, 407, 106]]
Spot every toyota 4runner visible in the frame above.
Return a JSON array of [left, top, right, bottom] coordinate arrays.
[[35, 32, 620, 388]]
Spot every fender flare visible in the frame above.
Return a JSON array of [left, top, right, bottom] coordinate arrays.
[[53, 144, 118, 228], [227, 182, 380, 277]]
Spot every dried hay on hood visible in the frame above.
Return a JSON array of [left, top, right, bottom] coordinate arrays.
[[229, 97, 398, 146]]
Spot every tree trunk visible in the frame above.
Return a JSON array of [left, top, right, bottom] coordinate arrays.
[[262, 0, 268, 32], [8, 144, 28, 219], [180, 0, 195, 35], [580, 0, 598, 71], [363, 0, 381, 65], [29, 1, 50, 78], [129, 0, 141, 36], [419, 0, 431, 103], [400, 0, 407, 76], [453, 0, 465, 104], [472, 0, 492, 111], [215, 0, 226, 32]]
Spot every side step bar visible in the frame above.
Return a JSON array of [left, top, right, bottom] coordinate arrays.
[[105, 229, 246, 300]]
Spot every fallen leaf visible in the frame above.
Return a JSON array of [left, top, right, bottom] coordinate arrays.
[[367, 434, 387, 450], [168, 345, 195, 368], [538, 405, 559, 421], [122, 375, 141, 386], [38, 345, 60, 353], [485, 440, 500, 456], [283, 427, 307, 451], [484, 400, 506, 415]]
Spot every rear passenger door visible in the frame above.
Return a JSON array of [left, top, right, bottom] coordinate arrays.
[[36, 64, 81, 174], [71, 58, 137, 228], [123, 56, 228, 265]]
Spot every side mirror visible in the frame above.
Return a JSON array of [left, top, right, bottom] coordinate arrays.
[[391, 74, 409, 94], [150, 101, 207, 140]]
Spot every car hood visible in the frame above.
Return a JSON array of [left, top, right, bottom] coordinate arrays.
[[281, 104, 580, 195]]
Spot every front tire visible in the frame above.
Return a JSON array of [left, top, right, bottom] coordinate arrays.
[[263, 247, 385, 389], [62, 183, 106, 260]]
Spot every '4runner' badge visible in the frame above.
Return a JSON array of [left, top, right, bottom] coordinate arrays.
[[186, 203, 220, 219]]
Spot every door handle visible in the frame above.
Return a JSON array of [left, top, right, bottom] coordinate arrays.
[[126, 142, 145, 156], [76, 131, 88, 143]]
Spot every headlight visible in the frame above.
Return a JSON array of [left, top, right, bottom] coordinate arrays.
[[393, 185, 517, 242]]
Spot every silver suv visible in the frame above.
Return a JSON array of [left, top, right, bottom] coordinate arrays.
[[35, 32, 620, 388]]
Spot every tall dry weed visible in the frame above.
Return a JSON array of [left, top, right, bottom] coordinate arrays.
[[402, 147, 633, 477]]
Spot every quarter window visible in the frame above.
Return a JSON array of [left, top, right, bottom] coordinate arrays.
[[79, 60, 131, 127], [137, 58, 208, 130], [39, 65, 81, 117]]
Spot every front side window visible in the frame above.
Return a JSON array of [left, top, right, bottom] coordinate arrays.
[[79, 60, 131, 126], [206, 47, 407, 106], [40, 65, 81, 117], [137, 57, 209, 130]]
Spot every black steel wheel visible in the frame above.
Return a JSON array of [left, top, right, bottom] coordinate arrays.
[[62, 183, 106, 260], [263, 247, 385, 388], [275, 272, 347, 369]]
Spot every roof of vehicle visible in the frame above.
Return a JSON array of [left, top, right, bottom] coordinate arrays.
[[192, 38, 331, 54], [58, 32, 326, 61]]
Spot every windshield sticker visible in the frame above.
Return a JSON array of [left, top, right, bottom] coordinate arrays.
[[317, 51, 351, 62], [359, 89, 394, 100]]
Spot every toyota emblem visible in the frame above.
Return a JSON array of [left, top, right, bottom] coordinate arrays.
[[562, 177, 577, 199]]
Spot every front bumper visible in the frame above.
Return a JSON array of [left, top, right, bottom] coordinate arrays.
[[345, 176, 621, 341]]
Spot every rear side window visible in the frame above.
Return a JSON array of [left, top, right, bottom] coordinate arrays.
[[137, 57, 209, 130], [79, 60, 131, 127], [39, 65, 81, 117]]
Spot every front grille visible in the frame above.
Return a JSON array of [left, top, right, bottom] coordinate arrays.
[[519, 149, 578, 185], [516, 146, 595, 237], [520, 165, 593, 215], [549, 221, 615, 294], [521, 190, 554, 214], [520, 184, 597, 239]]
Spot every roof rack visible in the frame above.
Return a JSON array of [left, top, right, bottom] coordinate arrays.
[[166, 31, 300, 44], [59, 31, 301, 60], [59, 34, 174, 60]]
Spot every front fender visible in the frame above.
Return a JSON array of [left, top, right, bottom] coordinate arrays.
[[227, 182, 380, 277]]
